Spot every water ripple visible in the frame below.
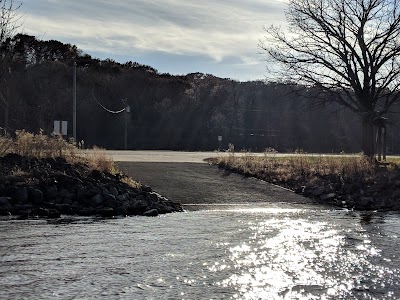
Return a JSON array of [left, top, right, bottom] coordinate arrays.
[[1, 206, 400, 299]]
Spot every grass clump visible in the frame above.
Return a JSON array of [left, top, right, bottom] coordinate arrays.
[[208, 151, 378, 185], [1, 130, 119, 175], [121, 176, 141, 189], [3, 129, 79, 160], [81, 146, 117, 173]]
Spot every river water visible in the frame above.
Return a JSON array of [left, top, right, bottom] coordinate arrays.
[[1, 203, 400, 299]]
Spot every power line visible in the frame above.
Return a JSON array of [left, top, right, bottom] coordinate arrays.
[[90, 90, 126, 114]]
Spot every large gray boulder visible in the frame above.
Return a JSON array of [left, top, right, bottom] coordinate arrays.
[[97, 207, 114, 217], [30, 189, 43, 205], [117, 193, 129, 202], [14, 187, 29, 203], [143, 208, 158, 217], [320, 193, 336, 201], [108, 186, 119, 197], [46, 186, 58, 199], [90, 194, 104, 207], [104, 194, 120, 209], [115, 207, 127, 216], [0, 197, 12, 215], [0, 197, 11, 207]]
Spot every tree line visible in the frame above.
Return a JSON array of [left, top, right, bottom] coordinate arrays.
[[1, 34, 400, 153]]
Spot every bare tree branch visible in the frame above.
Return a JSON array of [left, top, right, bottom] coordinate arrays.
[[0, 0, 22, 43], [261, 0, 400, 156]]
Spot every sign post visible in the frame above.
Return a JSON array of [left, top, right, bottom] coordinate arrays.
[[218, 135, 222, 151], [73, 62, 77, 143]]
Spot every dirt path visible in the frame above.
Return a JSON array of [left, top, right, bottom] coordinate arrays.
[[117, 161, 313, 206]]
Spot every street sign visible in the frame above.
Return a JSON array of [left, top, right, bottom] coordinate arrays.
[[61, 121, 68, 135], [218, 136, 222, 141], [54, 121, 60, 135], [54, 120, 68, 135]]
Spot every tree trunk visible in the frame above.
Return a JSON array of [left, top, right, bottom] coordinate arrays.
[[376, 127, 382, 161], [383, 127, 387, 161], [4, 86, 9, 131], [362, 117, 375, 158]]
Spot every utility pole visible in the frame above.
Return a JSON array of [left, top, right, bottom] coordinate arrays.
[[4, 87, 9, 131], [73, 62, 77, 143], [123, 98, 130, 150]]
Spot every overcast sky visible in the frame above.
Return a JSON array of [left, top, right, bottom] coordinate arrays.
[[22, 0, 287, 81]]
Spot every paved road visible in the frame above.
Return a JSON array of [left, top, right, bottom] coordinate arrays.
[[96, 150, 391, 163], [107, 150, 218, 163], [114, 151, 313, 206]]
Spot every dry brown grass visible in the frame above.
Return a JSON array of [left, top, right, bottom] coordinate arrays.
[[210, 152, 377, 183], [81, 146, 117, 173], [1, 130, 118, 174], [4, 130, 79, 159], [121, 176, 141, 189]]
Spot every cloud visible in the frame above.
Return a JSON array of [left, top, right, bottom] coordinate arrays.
[[21, 0, 287, 79]]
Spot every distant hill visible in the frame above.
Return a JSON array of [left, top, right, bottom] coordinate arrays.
[[1, 34, 400, 153]]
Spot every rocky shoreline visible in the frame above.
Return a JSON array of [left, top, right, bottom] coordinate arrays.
[[215, 161, 400, 212], [297, 170, 400, 211], [0, 153, 183, 219]]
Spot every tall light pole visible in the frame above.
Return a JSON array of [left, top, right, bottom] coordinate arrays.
[[4, 86, 9, 131], [73, 62, 77, 143]]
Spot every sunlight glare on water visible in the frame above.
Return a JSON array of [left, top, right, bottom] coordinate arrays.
[[204, 207, 400, 299], [1, 205, 400, 299]]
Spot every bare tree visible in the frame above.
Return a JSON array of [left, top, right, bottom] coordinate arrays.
[[0, 0, 22, 43], [0, 0, 22, 132], [261, 0, 400, 157]]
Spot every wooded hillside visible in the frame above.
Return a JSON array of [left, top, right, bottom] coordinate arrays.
[[1, 34, 400, 153]]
